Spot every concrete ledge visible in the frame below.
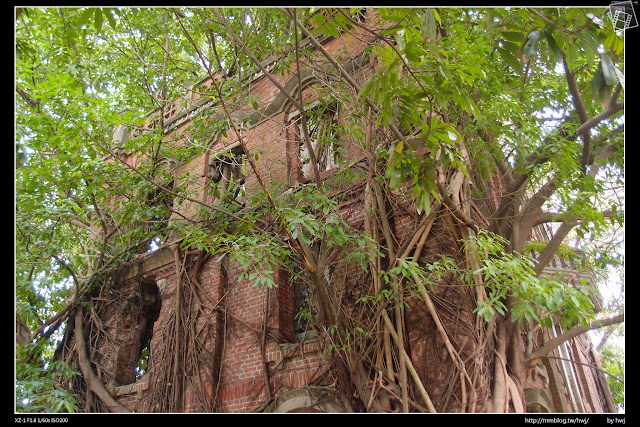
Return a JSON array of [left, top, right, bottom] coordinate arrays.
[[118, 247, 175, 282]]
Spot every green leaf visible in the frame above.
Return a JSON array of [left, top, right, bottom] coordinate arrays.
[[404, 44, 423, 62], [578, 33, 597, 69], [64, 400, 76, 413], [299, 229, 312, 244], [483, 307, 493, 322], [94, 8, 103, 34], [461, 96, 481, 120], [416, 191, 431, 215], [614, 66, 624, 89], [600, 53, 617, 86], [543, 28, 564, 61], [395, 30, 405, 52], [498, 47, 522, 74], [566, 39, 579, 70], [326, 20, 340, 38], [515, 29, 530, 60], [597, 81, 612, 106], [486, 9, 498, 29], [432, 9, 442, 25], [311, 13, 327, 27], [76, 8, 94, 28], [522, 30, 541, 63], [502, 31, 525, 43], [422, 9, 437, 43], [389, 165, 403, 189], [591, 62, 604, 101], [104, 8, 117, 30]]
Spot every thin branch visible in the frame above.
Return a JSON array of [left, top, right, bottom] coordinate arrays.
[[209, 30, 226, 75], [520, 175, 558, 220], [574, 102, 624, 138], [437, 181, 479, 232], [544, 354, 623, 383], [292, 8, 323, 187], [531, 209, 616, 227], [51, 255, 81, 289], [16, 84, 40, 110], [562, 55, 591, 173], [279, 7, 405, 143], [526, 313, 624, 368], [335, 8, 435, 125], [176, 8, 318, 274], [381, 310, 437, 412], [212, 8, 322, 186], [491, 100, 622, 235], [589, 125, 623, 163], [533, 222, 575, 276], [610, 82, 623, 105], [67, 111, 247, 224]]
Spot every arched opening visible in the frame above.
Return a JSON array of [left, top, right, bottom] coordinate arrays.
[[264, 388, 347, 413], [525, 388, 556, 413]]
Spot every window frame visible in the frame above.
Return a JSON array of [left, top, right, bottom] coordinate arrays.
[[286, 98, 341, 183], [206, 144, 247, 204]]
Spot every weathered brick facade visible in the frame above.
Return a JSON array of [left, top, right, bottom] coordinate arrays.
[[86, 10, 615, 413]]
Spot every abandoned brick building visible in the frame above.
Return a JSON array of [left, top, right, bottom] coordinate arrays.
[[61, 9, 616, 413]]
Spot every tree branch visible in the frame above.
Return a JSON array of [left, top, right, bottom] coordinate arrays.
[[589, 125, 623, 163], [531, 209, 616, 227], [436, 181, 478, 232], [16, 84, 40, 111], [279, 7, 406, 143], [526, 313, 624, 368], [177, 8, 318, 275], [521, 175, 558, 219], [210, 9, 326, 188], [533, 222, 575, 276], [574, 102, 624, 138], [544, 354, 623, 383], [491, 100, 622, 236], [292, 8, 323, 187]]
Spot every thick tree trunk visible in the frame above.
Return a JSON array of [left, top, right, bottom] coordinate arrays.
[[74, 309, 130, 413]]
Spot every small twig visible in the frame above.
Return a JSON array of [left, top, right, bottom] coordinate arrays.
[[543, 355, 623, 383]]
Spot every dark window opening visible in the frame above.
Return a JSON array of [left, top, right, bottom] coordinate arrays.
[[132, 280, 161, 382], [294, 281, 312, 342], [293, 273, 323, 343], [207, 146, 246, 205]]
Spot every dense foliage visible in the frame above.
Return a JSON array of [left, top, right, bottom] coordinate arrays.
[[16, 7, 623, 412]]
